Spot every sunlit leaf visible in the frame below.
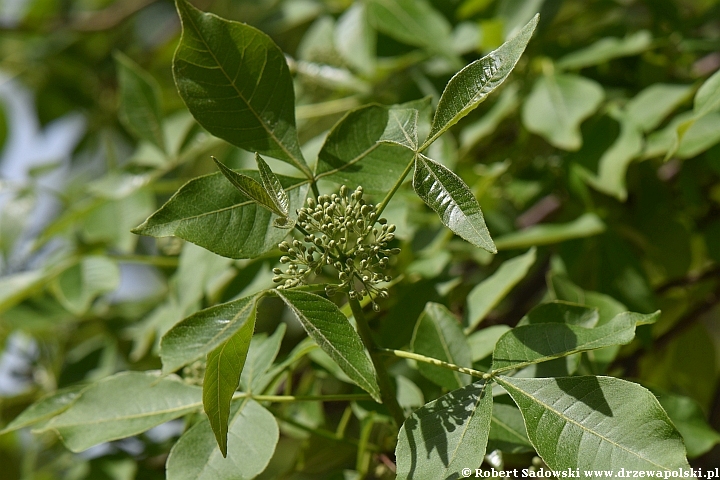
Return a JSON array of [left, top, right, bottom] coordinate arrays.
[[556, 30, 652, 70]]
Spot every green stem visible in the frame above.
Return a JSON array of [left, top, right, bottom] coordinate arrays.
[[348, 298, 406, 427], [232, 392, 372, 402], [378, 348, 490, 380], [374, 154, 416, 218]]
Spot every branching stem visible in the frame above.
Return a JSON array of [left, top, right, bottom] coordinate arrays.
[[378, 348, 490, 380]]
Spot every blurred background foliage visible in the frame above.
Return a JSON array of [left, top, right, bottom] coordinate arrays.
[[0, 0, 720, 478]]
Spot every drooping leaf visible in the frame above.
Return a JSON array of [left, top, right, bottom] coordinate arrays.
[[411, 302, 472, 389], [656, 391, 720, 458], [517, 300, 599, 328], [624, 84, 692, 132], [161, 293, 261, 374], [491, 311, 659, 373], [275, 290, 380, 401], [493, 213, 605, 250], [315, 104, 416, 195], [51, 256, 120, 316], [422, 14, 538, 149], [255, 153, 289, 218], [132, 171, 308, 259], [39, 372, 202, 452], [173, 0, 310, 176], [0, 385, 85, 434], [522, 73, 604, 150], [203, 311, 256, 456], [212, 157, 288, 219], [556, 30, 652, 70], [498, 376, 692, 473], [413, 153, 496, 253], [167, 399, 278, 480], [380, 108, 419, 151], [694, 68, 720, 118], [240, 323, 286, 393], [487, 401, 533, 454], [367, 0, 454, 55], [335, 3, 375, 76], [395, 381, 492, 480], [115, 51, 166, 152], [465, 247, 536, 331]]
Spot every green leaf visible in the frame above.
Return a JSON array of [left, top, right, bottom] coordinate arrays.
[[315, 104, 416, 195], [517, 300, 599, 328], [51, 256, 120, 315], [411, 302, 472, 390], [656, 391, 720, 458], [173, 0, 310, 176], [487, 401, 533, 453], [367, 0, 453, 55], [468, 325, 511, 362], [491, 311, 659, 373], [694, 68, 720, 118], [335, 3, 376, 76], [493, 213, 605, 251], [465, 247, 536, 331], [459, 83, 520, 154], [422, 14, 538, 149], [132, 171, 308, 259], [39, 372, 202, 452], [275, 290, 381, 401], [255, 153, 289, 218], [0, 385, 85, 434], [240, 323, 286, 393], [522, 73, 604, 150], [556, 30, 652, 70], [161, 294, 261, 374], [212, 157, 288, 219], [497, 376, 692, 472], [0, 270, 53, 315], [167, 399, 278, 480], [203, 310, 256, 457], [380, 108, 419, 151], [644, 111, 720, 159], [114, 51, 166, 152], [549, 274, 627, 325], [624, 84, 692, 132], [578, 113, 643, 201], [395, 381, 492, 480], [413, 153, 496, 253]]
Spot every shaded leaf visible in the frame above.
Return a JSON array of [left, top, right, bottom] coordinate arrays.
[[518, 300, 599, 328], [487, 401, 533, 454], [423, 14, 538, 148], [115, 52, 166, 151], [498, 376, 692, 472], [493, 213, 605, 250], [275, 290, 380, 401], [468, 325, 511, 362], [167, 399, 278, 480], [212, 157, 288, 218], [132, 171, 308, 259], [492, 311, 659, 373], [396, 381, 492, 480], [315, 104, 416, 195], [556, 30, 652, 70], [411, 302, 472, 389], [465, 247, 536, 331], [413, 153, 496, 253], [173, 0, 309, 176], [657, 391, 720, 458], [39, 372, 202, 452], [256, 153, 289, 218], [240, 323, 286, 392], [161, 294, 261, 374], [522, 73, 604, 150]]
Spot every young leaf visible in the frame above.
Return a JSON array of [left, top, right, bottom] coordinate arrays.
[[315, 104, 416, 195], [203, 312, 256, 457], [492, 213, 605, 250], [497, 376, 693, 473], [161, 293, 261, 374], [166, 399, 278, 480], [38, 372, 202, 452], [240, 323, 286, 393], [421, 14, 538, 149], [115, 52, 166, 152], [411, 302, 472, 389], [132, 171, 308, 259], [212, 157, 288, 219], [255, 153, 289, 218], [395, 381, 492, 480], [275, 290, 381, 401], [465, 247, 536, 332], [0, 385, 85, 434], [522, 73, 604, 151], [173, 0, 310, 177], [491, 311, 659, 373], [413, 153, 496, 253]]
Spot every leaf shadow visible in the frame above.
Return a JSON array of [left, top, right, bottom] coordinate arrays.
[[555, 376, 613, 417]]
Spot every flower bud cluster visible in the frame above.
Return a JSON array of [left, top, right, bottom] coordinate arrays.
[[273, 185, 400, 311]]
